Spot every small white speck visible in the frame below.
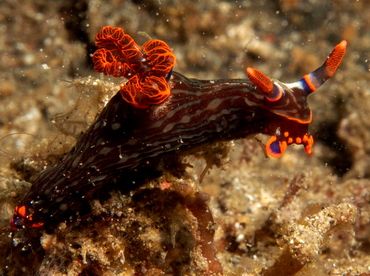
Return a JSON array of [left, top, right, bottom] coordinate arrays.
[[112, 123, 121, 130], [42, 64, 50, 70]]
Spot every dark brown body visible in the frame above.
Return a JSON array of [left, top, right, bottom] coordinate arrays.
[[11, 71, 310, 229]]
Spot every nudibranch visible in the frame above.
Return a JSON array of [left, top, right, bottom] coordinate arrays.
[[11, 26, 346, 230]]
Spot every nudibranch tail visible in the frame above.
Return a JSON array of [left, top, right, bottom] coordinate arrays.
[[11, 205, 44, 229], [246, 41, 347, 157], [92, 26, 176, 108]]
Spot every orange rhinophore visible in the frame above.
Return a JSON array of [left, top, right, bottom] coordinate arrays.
[[92, 26, 176, 108], [246, 67, 283, 102], [246, 67, 273, 94], [323, 40, 347, 78]]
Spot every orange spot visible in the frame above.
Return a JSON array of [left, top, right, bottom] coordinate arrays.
[[295, 137, 302, 144], [304, 135, 314, 154], [160, 181, 172, 190], [284, 132, 289, 137], [17, 206, 26, 217], [287, 137, 293, 144], [31, 222, 44, 228], [246, 67, 273, 94]]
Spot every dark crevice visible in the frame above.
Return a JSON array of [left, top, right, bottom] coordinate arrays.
[[59, 0, 96, 73], [314, 97, 353, 177], [316, 121, 353, 176]]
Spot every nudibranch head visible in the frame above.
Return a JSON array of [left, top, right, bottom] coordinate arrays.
[[247, 41, 347, 157], [92, 26, 176, 109]]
